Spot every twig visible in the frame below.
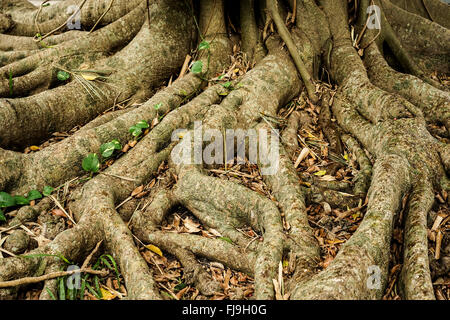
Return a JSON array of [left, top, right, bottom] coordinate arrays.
[[176, 55, 192, 81], [266, 0, 317, 102], [291, 0, 297, 24], [34, 0, 88, 42], [49, 195, 77, 225], [89, 0, 115, 33], [0, 248, 16, 258], [0, 268, 108, 288], [158, 283, 179, 300], [131, 234, 164, 275], [100, 172, 139, 182], [34, 0, 50, 34], [115, 196, 133, 210], [81, 240, 103, 269], [0, 240, 105, 289]]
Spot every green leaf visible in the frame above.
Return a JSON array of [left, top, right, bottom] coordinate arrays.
[[153, 103, 163, 110], [43, 185, 55, 197], [191, 60, 203, 74], [101, 254, 121, 288], [46, 288, 57, 300], [100, 140, 121, 158], [221, 81, 232, 88], [59, 277, 66, 300], [198, 40, 210, 50], [79, 278, 87, 300], [82, 154, 100, 173], [314, 170, 327, 176], [85, 282, 101, 299], [57, 70, 70, 81], [129, 121, 149, 137], [219, 237, 233, 244], [27, 190, 43, 201], [135, 120, 149, 129], [174, 282, 187, 291], [14, 195, 30, 205], [94, 276, 102, 299], [0, 192, 15, 208], [129, 126, 142, 137], [0, 208, 6, 222]]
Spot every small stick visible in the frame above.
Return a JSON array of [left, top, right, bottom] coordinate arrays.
[[89, 0, 115, 33], [435, 231, 443, 260], [49, 195, 77, 225], [291, 0, 297, 24], [158, 283, 179, 300], [0, 268, 108, 288], [81, 240, 103, 269], [0, 248, 16, 257], [267, 0, 317, 102], [176, 55, 192, 81], [0, 240, 105, 289], [35, 0, 88, 42], [115, 196, 133, 210], [100, 172, 139, 182]]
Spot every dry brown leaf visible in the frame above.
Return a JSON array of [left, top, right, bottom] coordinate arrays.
[[183, 218, 201, 233], [131, 185, 144, 197]]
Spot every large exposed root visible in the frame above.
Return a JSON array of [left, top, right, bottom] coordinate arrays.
[[0, 0, 196, 148], [363, 42, 450, 132], [0, 0, 448, 301]]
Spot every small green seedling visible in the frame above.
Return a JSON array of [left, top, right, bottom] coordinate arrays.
[[219, 236, 233, 244], [100, 140, 122, 158], [0, 187, 53, 222], [57, 70, 70, 81], [191, 60, 203, 74], [82, 153, 100, 174], [221, 81, 232, 89], [27, 190, 43, 201], [43, 185, 55, 197], [198, 40, 210, 51], [129, 120, 150, 138]]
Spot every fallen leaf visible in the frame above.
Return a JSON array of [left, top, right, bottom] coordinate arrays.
[[183, 218, 201, 233], [131, 185, 144, 197], [81, 73, 99, 81], [51, 209, 66, 218], [100, 287, 116, 300], [146, 244, 164, 257]]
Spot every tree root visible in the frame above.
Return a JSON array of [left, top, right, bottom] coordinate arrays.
[[0, 0, 447, 301], [3, 0, 142, 36], [381, 0, 450, 74], [363, 41, 450, 132]]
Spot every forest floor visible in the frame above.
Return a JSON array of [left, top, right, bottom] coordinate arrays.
[[2, 45, 448, 300]]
